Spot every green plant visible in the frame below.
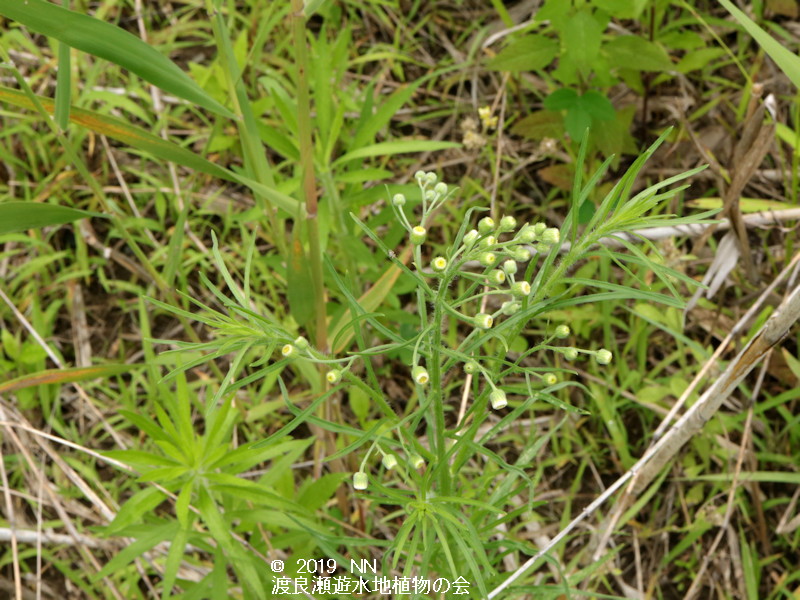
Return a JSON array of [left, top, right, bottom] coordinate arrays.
[[125, 130, 714, 596]]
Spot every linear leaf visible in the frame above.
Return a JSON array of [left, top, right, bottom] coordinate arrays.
[[0, 201, 101, 235], [0, 0, 234, 118]]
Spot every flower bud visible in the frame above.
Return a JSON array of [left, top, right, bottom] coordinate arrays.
[[512, 247, 532, 262], [488, 269, 506, 285], [478, 252, 498, 267], [412, 365, 430, 385], [464, 360, 479, 374], [564, 347, 579, 361], [293, 336, 309, 351], [502, 259, 517, 275], [478, 217, 495, 235], [499, 215, 517, 232], [434, 182, 447, 195], [281, 344, 297, 358], [489, 389, 507, 409], [425, 189, 436, 200], [479, 234, 497, 248], [510, 280, 531, 298], [353, 471, 368, 490], [517, 224, 536, 243], [475, 313, 494, 329], [326, 369, 342, 384], [382, 454, 398, 470], [541, 228, 560, 245], [431, 256, 448, 272], [554, 325, 570, 339], [462, 229, 479, 249], [533, 222, 547, 236], [595, 349, 613, 365], [414, 170, 426, 183], [425, 172, 437, 185], [501, 301, 521, 315], [409, 454, 425, 469], [392, 193, 406, 207], [543, 373, 558, 386], [410, 225, 427, 245]]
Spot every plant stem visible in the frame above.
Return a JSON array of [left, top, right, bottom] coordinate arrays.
[[290, 0, 328, 353], [429, 279, 451, 496]]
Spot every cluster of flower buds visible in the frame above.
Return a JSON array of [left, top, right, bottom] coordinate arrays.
[[352, 451, 427, 491]]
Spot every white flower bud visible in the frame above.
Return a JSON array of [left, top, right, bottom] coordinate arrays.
[[353, 471, 368, 490], [554, 325, 570, 338], [293, 336, 309, 350], [510, 281, 531, 298], [326, 369, 342, 384], [595, 349, 613, 365], [382, 454, 398, 470], [499, 215, 517, 232], [478, 217, 495, 235], [434, 182, 447, 195], [410, 225, 427, 245], [409, 454, 425, 469], [502, 260, 517, 275], [564, 347, 579, 361], [501, 301, 521, 315], [478, 252, 498, 267], [489, 389, 507, 409], [475, 313, 493, 329], [541, 228, 560, 245], [543, 373, 557, 386], [488, 269, 506, 285], [392, 193, 406, 207], [281, 344, 296, 358], [412, 365, 430, 385], [462, 229, 479, 248]]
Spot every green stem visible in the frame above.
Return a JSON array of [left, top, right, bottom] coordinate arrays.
[[429, 280, 451, 496]]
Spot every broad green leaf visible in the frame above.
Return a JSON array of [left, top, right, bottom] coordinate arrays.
[[721, 0, 800, 89], [543, 88, 580, 111], [0, 202, 100, 235], [485, 34, 558, 72], [580, 90, 615, 120], [510, 110, 563, 141], [562, 10, 603, 76], [605, 36, 673, 71], [0, 0, 234, 118]]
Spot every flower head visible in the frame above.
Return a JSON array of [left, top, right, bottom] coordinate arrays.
[[464, 360, 480, 374], [478, 217, 496, 235], [382, 454, 398, 470], [499, 215, 517, 232], [410, 225, 427, 245], [510, 280, 531, 298], [543, 373, 558, 386], [475, 313, 494, 329], [541, 227, 560, 246], [353, 471, 368, 490], [564, 347, 579, 361], [554, 325, 570, 339], [409, 454, 425, 469], [431, 256, 448, 272], [488, 269, 506, 285], [281, 344, 297, 358], [478, 252, 498, 267], [595, 349, 613, 365], [326, 369, 342, 384], [478, 106, 499, 129], [489, 389, 507, 409], [412, 365, 430, 385], [392, 193, 406, 207]]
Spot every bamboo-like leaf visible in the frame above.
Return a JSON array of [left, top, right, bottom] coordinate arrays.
[[0, 0, 234, 118], [0, 201, 102, 235], [333, 140, 460, 167], [0, 363, 133, 393]]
